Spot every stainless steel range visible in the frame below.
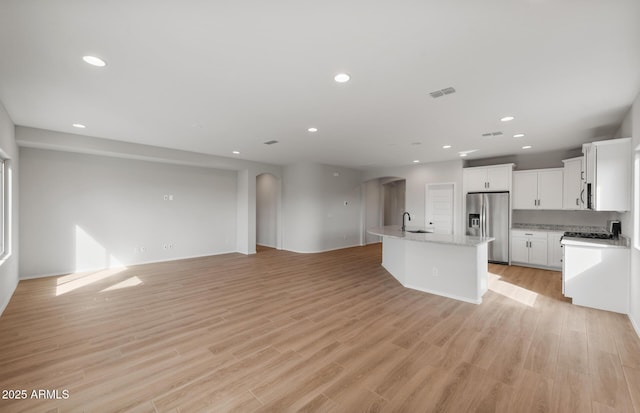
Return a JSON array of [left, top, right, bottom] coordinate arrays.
[[562, 231, 613, 240]]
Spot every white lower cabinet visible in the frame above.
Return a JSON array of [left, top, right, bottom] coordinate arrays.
[[563, 242, 629, 314], [547, 232, 564, 269], [511, 230, 548, 267]]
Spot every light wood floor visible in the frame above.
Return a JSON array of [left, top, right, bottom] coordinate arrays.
[[1, 244, 639, 412]]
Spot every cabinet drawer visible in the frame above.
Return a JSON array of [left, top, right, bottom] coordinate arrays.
[[511, 230, 547, 239]]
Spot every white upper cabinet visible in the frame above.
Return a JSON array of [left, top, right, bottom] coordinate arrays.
[[583, 138, 631, 211], [562, 157, 585, 210], [513, 169, 563, 210], [463, 164, 514, 192]]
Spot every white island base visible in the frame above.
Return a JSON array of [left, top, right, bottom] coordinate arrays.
[[369, 227, 492, 304]]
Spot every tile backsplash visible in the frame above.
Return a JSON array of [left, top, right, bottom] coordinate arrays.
[[512, 210, 621, 229]]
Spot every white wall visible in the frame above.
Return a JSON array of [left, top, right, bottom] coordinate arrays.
[[16, 127, 283, 257], [256, 173, 278, 248], [0, 102, 18, 315], [283, 163, 362, 253], [616, 91, 640, 336], [363, 160, 464, 233], [20, 148, 238, 278]]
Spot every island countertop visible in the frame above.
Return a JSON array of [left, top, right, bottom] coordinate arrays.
[[368, 226, 494, 247]]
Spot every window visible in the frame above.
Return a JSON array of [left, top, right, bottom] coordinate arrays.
[[635, 148, 640, 250], [0, 159, 4, 256]]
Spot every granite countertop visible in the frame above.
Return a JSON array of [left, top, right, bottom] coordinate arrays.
[[367, 226, 494, 247], [561, 235, 630, 249]]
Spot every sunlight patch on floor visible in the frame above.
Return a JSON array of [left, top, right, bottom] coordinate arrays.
[[56, 267, 127, 296], [100, 276, 143, 292], [488, 272, 538, 307]]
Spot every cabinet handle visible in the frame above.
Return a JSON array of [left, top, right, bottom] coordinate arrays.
[[576, 198, 579, 206]]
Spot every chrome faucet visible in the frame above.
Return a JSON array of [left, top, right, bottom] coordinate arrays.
[[402, 212, 411, 231]]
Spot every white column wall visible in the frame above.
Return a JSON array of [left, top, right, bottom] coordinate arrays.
[[0, 101, 18, 315]]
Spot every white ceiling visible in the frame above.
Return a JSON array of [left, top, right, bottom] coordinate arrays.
[[1, 0, 639, 169]]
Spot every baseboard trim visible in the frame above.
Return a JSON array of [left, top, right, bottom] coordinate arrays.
[[403, 283, 482, 305], [19, 250, 239, 280], [0, 277, 18, 316], [283, 243, 363, 254], [630, 313, 640, 339]]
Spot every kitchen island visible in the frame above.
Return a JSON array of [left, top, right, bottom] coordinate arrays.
[[368, 226, 494, 304]]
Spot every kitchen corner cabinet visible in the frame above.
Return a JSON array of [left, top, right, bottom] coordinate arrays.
[[547, 232, 563, 269], [512, 169, 563, 210], [511, 230, 548, 266], [562, 157, 585, 210], [463, 164, 514, 192], [582, 138, 632, 211]]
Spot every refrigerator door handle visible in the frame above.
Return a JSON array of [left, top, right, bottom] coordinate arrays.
[[480, 196, 485, 236]]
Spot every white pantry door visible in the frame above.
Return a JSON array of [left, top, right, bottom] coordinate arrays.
[[425, 183, 455, 235]]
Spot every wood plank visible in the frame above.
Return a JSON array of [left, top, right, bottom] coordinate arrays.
[[0, 246, 638, 412]]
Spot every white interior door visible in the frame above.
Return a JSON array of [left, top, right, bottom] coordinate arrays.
[[425, 183, 455, 235]]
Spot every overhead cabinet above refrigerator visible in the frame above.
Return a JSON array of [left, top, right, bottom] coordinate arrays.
[[583, 137, 631, 212]]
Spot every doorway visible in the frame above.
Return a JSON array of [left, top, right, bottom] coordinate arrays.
[[256, 173, 280, 251], [382, 179, 406, 226]]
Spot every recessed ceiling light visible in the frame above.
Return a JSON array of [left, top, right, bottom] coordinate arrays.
[[442, 145, 452, 149], [412, 160, 420, 163], [500, 116, 515, 122], [232, 151, 240, 154], [522, 145, 532, 149], [308, 127, 318, 133], [459, 153, 468, 157], [72, 123, 86, 128], [513, 133, 525, 138], [334, 73, 351, 83], [82, 55, 107, 67]]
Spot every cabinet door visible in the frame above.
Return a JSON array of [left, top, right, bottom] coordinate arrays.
[[563, 159, 582, 210], [547, 233, 563, 268], [594, 139, 631, 211], [486, 166, 510, 190], [529, 238, 548, 266], [513, 171, 538, 209], [537, 170, 563, 210], [511, 236, 530, 263], [464, 168, 488, 192]]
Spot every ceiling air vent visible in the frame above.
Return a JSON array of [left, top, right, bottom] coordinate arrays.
[[429, 87, 456, 98], [264, 140, 279, 145], [482, 131, 503, 137]]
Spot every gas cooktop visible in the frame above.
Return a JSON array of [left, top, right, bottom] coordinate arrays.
[[563, 231, 614, 239]]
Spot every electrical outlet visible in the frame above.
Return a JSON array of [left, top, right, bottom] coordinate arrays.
[[432, 267, 439, 277]]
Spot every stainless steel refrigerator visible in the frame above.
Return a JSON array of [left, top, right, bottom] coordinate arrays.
[[465, 191, 509, 264]]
